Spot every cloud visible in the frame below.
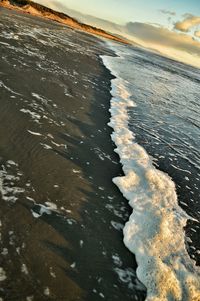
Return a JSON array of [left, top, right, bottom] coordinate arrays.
[[195, 30, 200, 38], [33, 1, 200, 67], [174, 15, 200, 32], [122, 22, 200, 67], [159, 9, 176, 16], [125, 22, 200, 53]]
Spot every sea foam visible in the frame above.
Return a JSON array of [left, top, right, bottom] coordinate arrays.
[[101, 46, 200, 301]]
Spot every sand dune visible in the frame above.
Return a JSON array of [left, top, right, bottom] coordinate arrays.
[[0, 0, 129, 44]]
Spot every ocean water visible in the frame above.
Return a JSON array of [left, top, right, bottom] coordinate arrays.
[[102, 43, 200, 300]]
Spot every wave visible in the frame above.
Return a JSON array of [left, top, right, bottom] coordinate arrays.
[[101, 44, 200, 301]]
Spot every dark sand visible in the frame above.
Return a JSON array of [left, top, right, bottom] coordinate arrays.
[[0, 8, 146, 301]]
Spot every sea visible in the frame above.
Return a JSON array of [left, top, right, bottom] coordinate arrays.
[[0, 6, 200, 301], [102, 43, 200, 300]]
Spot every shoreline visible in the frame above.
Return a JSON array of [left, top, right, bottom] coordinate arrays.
[[102, 42, 200, 301], [0, 8, 146, 300]]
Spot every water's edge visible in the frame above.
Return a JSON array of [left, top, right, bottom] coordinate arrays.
[[100, 44, 200, 301]]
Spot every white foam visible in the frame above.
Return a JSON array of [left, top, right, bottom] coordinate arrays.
[[20, 108, 41, 123], [31, 210, 40, 219], [1, 248, 8, 256], [27, 130, 42, 136], [21, 263, 29, 275], [26, 296, 34, 301], [40, 143, 52, 150], [0, 161, 24, 203], [7, 160, 17, 166], [101, 46, 200, 301], [114, 267, 144, 291], [50, 267, 56, 278], [0, 80, 21, 96], [0, 267, 6, 281], [44, 287, 50, 296], [112, 254, 122, 267], [70, 262, 76, 268], [45, 202, 57, 210], [99, 292, 105, 299], [72, 169, 81, 174], [111, 221, 124, 231], [31, 202, 58, 219]]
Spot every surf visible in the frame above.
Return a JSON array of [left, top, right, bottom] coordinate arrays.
[[101, 44, 200, 301]]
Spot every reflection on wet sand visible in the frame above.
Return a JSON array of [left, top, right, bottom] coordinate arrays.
[[0, 7, 146, 301]]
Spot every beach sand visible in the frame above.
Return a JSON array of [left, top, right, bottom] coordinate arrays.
[[0, 8, 146, 301]]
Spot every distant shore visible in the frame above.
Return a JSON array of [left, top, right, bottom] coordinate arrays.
[[0, 0, 129, 44]]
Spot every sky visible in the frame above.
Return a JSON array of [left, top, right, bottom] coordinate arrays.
[[47, 0, 200, 26], [35, 0, 200, 67]]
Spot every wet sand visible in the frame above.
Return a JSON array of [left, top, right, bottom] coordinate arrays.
[[0, 8, 146, 301]]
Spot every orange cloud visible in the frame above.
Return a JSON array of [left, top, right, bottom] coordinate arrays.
[[195, 30, 200, 38], [174, 15, 200, 32], [122, 22, 200, 67]]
